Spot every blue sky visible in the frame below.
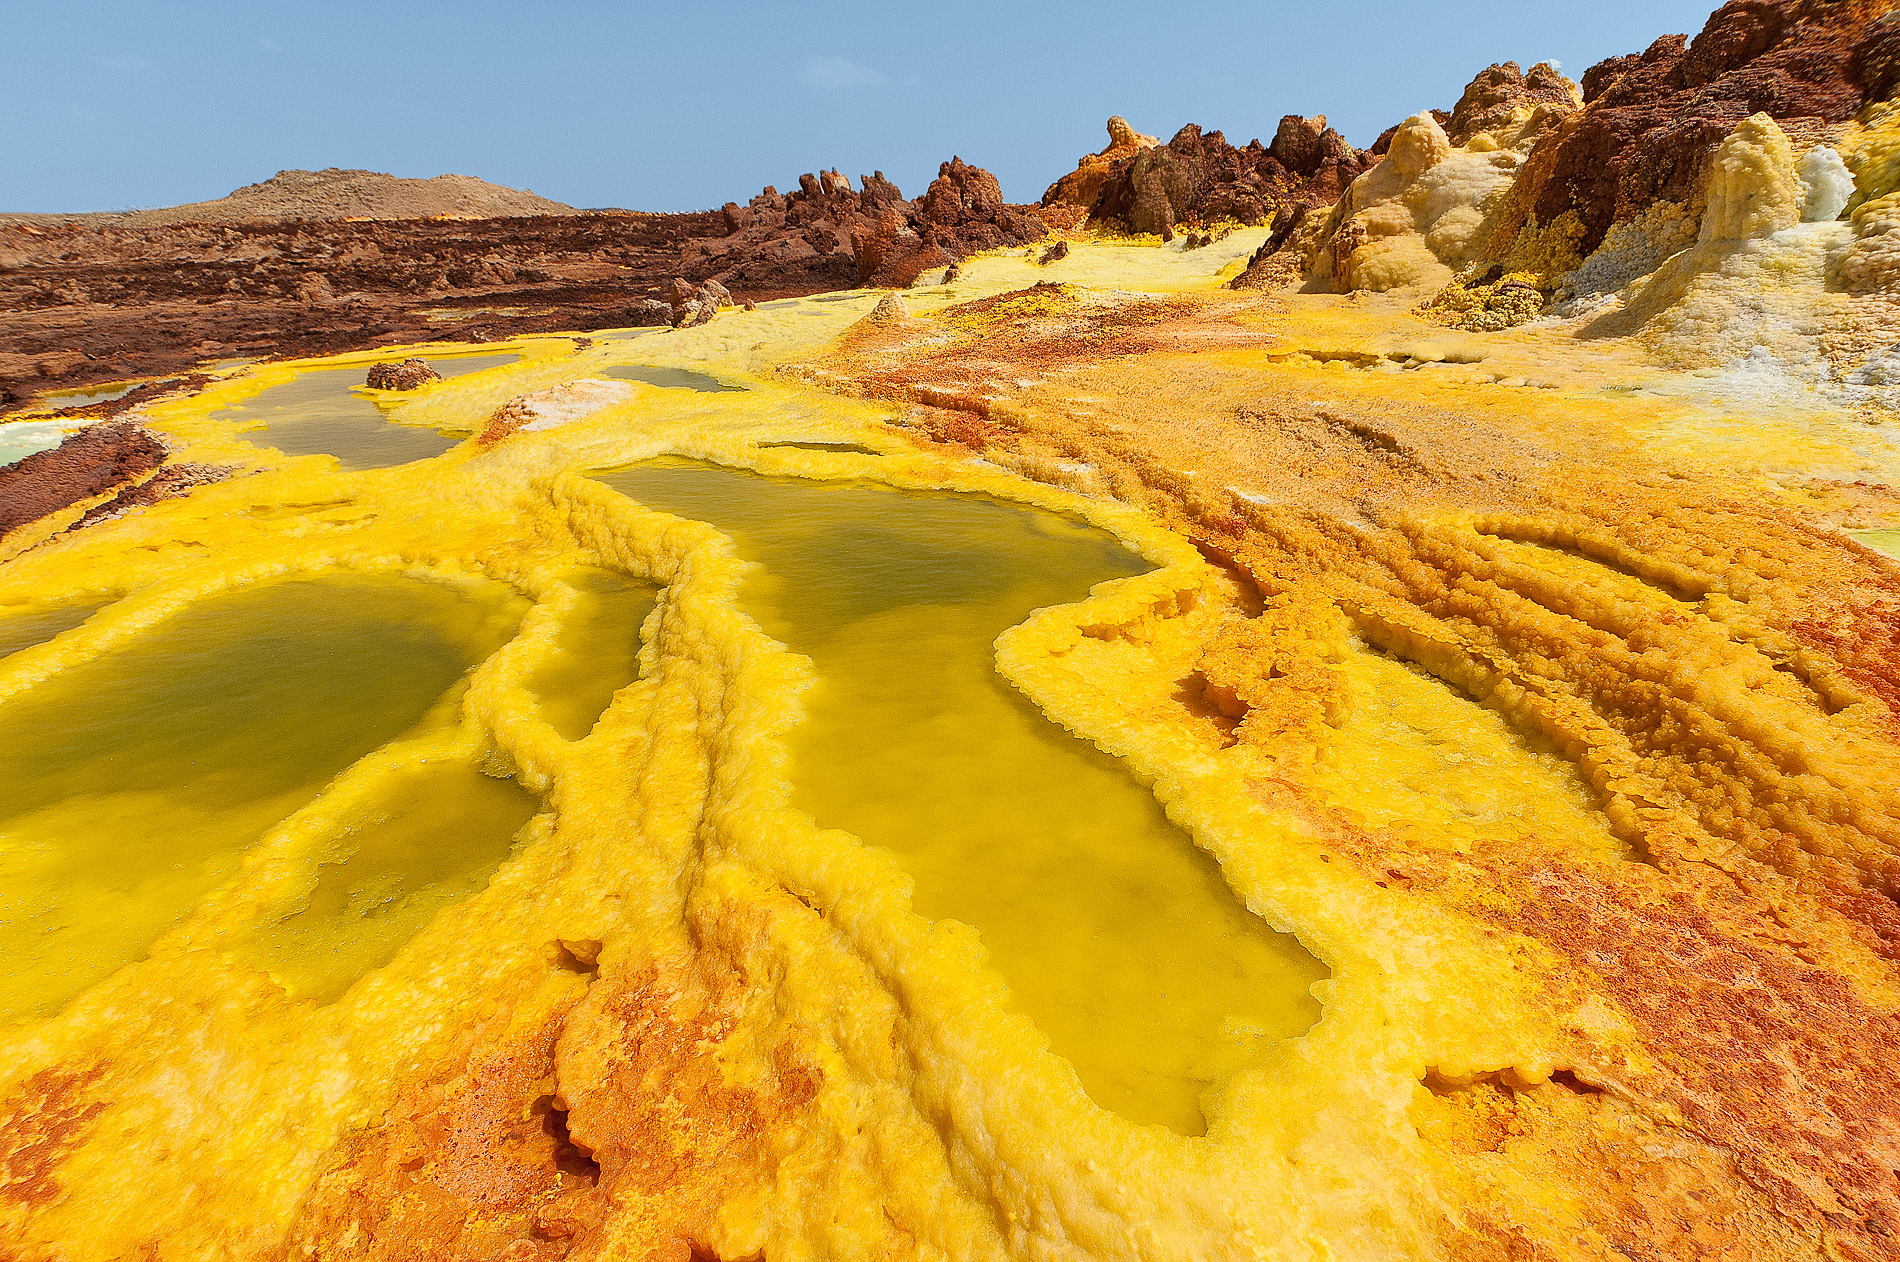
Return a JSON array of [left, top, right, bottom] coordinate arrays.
[[5, 1, 1721, 214]]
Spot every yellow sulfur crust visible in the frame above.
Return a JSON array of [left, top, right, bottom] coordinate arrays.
[[0, 226, 1898, 1260]]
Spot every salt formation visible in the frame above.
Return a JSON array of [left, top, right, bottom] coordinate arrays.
[[1840, 192, 1900, 290], [363, 357, 442, 390], [1577, 114, 1860, 371], [1296, 64, 1580, 296], [1796, 146, 1854, 221]]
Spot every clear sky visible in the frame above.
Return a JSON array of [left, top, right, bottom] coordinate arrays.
[[6, 0, 1723, 214]]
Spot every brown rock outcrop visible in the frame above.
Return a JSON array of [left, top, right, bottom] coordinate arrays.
[[363, 357, 442, 390], [848, 159, 1048, 287], [0, 422, 167, 537], [693, 160, 1046, 293], [0, 210, 738, 412], [913, 158, 1049, 262], [1491, 0, 1895, 261], [689, 168, 867, 294], [1041, 116, 1161, 210], [1089, 119, 1375, 239], [0, 172, 1041, 415], [1444, 61, 1583, 145], [852, 206, 951, 289], [668, 276, 730, 327]]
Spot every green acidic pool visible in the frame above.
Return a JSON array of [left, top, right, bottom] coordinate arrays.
[[0, 572, 527, 1021], [598, 459, 1325, 1135]]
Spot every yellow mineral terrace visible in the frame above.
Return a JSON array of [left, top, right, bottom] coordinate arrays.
[[2, 226, 1899, 1261]]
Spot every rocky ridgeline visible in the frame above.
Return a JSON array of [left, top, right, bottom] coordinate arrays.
[[1045, 0, 1897, 333], [7, 0, 1898, 411], [691, 158, 1048, 291], [1042, 114, 1377, 243], [0, 156, 1044, 411], [1220, 0, 1900, 317]]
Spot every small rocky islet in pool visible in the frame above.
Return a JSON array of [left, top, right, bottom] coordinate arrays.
[[222, 353, 519, 470]]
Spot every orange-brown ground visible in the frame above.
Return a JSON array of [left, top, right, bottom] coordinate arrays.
[[796, 279, 1900, 1257]]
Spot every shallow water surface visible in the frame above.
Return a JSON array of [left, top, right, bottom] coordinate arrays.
[[599, 364, 744, 392], [1853, 529, 1900, 559], [0, 572, 526, 1021], [0, 419, 80, 469], [758, 440, 880, 455], [527, 566, 657, 740], [0, 598, 109, 661], [226, 353, 518, 470], [33, 382, 138, 410], [230, 760, 540, 1002], [599, 459, 1325, 1135]]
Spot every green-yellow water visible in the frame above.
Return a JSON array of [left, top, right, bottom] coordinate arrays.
[[599, 364, 744, 392], [599, 460, 1326, 1135], [229, 760, 540, 1002], [0, 573, 527, 1021], [224, 353, 517, 471], [0, 598, 110, 661], [527, 566, 657, 740], [0, 419, 84, 469], [1853, 529, 1900, 559]]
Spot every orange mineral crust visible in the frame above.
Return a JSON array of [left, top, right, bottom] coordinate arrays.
[[791, 270, 1900, 1256]]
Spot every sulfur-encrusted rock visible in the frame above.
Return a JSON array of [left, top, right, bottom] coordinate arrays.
[[1221, 70, 1559, 295], [1487, 0, 1890, 262], [1839, 192, 1900, 292], [1699, 113, 1801, 243], [1298, 109, 1539, 295]]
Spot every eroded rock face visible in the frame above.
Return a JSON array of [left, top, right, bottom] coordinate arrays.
[[851, 206, 949, 291], [685, 170, 867, 295], [851, 159, 1048, 288], [0, 160, 1048, 412], [364, 358, 442, 391], [668, 276, 731, 328], [0, 422, 167, 537], [1041, 116, 1161, 211], [916, 158, 1050, 262], [1445, 61, 1583, 146], [0, 210, 754, 411], [1089, 119, 1376, 241], [1494, 0, 1891, 260], [701, 160, 1046, 293]]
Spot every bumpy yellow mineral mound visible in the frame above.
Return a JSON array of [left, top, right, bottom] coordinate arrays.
[[1, 218, 1898, 1262]]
